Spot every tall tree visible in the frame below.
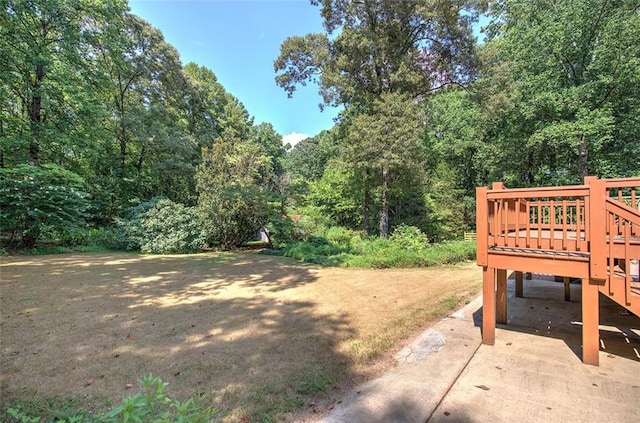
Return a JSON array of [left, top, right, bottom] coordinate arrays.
[[196, 136, 274, 248], [0, 0, 125, 167], [182, 62, 227, 148], [481, 0, 640, 185], [275, 0, 482, 236], [275, 0, 481, 108], [346, 92, 426, 237]]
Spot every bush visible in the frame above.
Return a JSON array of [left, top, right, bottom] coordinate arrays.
[[264, 215, 305, 249], [324, 226, 356, 245], [0, 164, 89, 248], [119, 198, 206, 254], [198, 187, 270, 249], [389, 224, 429, 252], [273, 223, 476, 268]]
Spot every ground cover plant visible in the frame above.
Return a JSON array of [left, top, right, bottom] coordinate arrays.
[[0, 252, 481, 422]]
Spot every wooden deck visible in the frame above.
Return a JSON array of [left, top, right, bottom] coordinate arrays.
[[476, 176, 640, 366]]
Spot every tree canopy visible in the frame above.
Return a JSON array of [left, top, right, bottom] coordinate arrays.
[[1, 0, 637, 250]]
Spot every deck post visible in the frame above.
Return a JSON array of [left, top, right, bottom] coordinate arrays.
[[476, 186, 489, 267], [497, 269, 508, 324], [586, 176, 607, 281], [582, 278, 600, 366], [564, 277, 571, 301], [515, 271, 524, 297], [482, 266, 496, 345]]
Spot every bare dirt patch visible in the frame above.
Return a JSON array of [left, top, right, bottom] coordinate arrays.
[[0, 252, 481, 421]]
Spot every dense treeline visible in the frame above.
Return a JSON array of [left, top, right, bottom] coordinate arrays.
[[279, 0, 639, 242], [1, 0, 638, 252], [0, 0, 285, 250]]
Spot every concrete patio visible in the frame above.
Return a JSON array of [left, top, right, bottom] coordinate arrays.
[[315, 273, 640, 423]]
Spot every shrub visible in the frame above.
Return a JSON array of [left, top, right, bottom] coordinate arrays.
[[197, 187, 270, 249], [119, 198, 206, 254], [389, 224, 429, 252], [264, 215, 304, 249], [0, 164, 89, 248], [324, 226, 356, 245], [274, 226, 475, 268]]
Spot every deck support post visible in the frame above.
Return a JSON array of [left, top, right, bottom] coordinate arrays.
[[582, 278, 600, 366], [482, 266, 496, 345], [515, 271, 524, 298], [564, 277, 571, 302], [497, 269, 508, 324]]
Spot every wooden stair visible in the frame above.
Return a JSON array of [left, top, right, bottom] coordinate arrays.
[[602, 264, 640, 316]]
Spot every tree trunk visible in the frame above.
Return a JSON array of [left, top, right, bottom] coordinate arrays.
[[363, 185, 371, 235], [379, 164, 389, 238], [28, 62, 45, 166], [0, 120, 4, 168], [118, 93, 127, 172], [362, 169, 371, 234], [578, 134, 588, 179]]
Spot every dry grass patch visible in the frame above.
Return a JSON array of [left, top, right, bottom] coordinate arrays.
[[0, 252, 481, 421]]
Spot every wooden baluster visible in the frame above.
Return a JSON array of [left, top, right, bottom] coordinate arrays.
[[576, 198, 582, 251], [625, 221, 631, 306], [562, 199, 567, 250], [537, 200, 542, 249], [549, 199, 555, 250], [526, 201, 531, 248], [608, 212, 615, 296], [632, 187, 638, 236], [515, 199, 520, 248]]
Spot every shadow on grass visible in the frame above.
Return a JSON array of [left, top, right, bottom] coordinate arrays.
[[0, 252, 356, 420]]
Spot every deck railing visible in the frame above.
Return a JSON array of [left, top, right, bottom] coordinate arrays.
[[603, 178, 640, 306], [477, 176, 640, 282], [478, 182, 591, 261], [605, 178, 640, 237]]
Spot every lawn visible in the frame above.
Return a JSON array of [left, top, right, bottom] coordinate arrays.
[[0, 252, 481, 422]]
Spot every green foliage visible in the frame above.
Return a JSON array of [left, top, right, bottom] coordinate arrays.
[[275, 0, 481, 107], [196, 137, 276, 249], [275, 225, 475, 268], [477, 0, 640, 185], [119, 198, 206, 254], [264, 215, 306, 249], [389, 224, 429, 252], [0, 165, 89, 248], [306, 166, 363, 228], [2, 0, 635, 264], [5, 375, 217, 423]]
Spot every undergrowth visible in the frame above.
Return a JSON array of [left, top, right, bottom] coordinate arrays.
[[271, 225, 476, 268]]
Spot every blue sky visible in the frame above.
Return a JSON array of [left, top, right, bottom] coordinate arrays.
[[129, 0, 340, 146]]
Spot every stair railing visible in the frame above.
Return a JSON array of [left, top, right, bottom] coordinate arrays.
[[602, 178, 640, 306]]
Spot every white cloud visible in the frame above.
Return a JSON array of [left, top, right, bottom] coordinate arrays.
[[282, 132, 310, 149]]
